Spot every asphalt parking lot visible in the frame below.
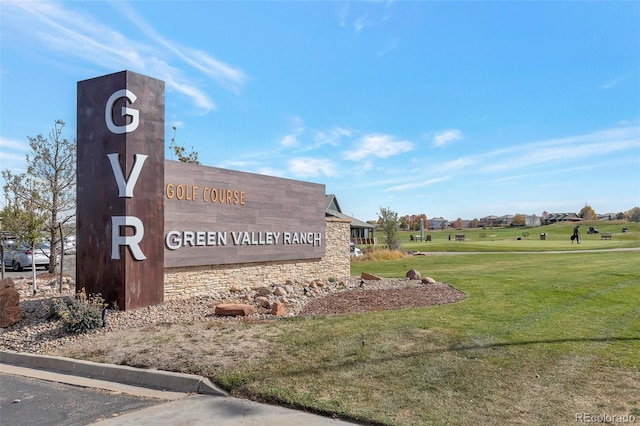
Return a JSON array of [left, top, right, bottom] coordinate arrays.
[[1, 254, 76, 281]]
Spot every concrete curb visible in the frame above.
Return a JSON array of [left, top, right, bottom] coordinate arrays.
[[0, 350, 228, 397]]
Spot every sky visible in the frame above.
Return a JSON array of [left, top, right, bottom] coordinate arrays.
[[1, 0, 639, 223]]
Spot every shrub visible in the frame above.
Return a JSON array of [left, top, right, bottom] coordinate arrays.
[[354, 248, 406, 262], [51, 291, 107, 334]]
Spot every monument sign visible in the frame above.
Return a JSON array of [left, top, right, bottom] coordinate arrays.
[[76, 70, 326, 310]]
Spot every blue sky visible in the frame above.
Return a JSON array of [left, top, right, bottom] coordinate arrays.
[[1, 0, 639, 222]]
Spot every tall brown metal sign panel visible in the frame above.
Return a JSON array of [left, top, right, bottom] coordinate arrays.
[[77, 71, 164, 310]]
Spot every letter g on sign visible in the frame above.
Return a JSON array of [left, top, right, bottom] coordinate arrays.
[[105, 89, 139, 134]]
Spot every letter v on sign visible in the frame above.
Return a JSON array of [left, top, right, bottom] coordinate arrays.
[[107, 153, 148, 198]]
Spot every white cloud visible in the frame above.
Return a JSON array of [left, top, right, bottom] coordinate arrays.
[[431, 129, 463, 147], [354, 13, 372, 33], [313, 126, 352, 147], [281, 116, 305, 147], [600, 75, 626, 90], [344, 134, 413, 160], [0, 136, 28, 151], [479, 125, 640, 174], [289, 158, 337, 177], [256, 167, 285, 177], [281, 134, 298, 147], [3, 0, 246, 113], [385, 176, 450, 192]]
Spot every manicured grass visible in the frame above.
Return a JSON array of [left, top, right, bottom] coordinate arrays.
[[364, 220, 640, 253], [211, 250, 640, 425]]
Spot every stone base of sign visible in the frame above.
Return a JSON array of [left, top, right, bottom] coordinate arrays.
[[164, 219, 350, 300]]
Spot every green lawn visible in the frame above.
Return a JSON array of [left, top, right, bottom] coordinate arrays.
[[211, 246, 640, 425], [372, 220, 640, 253]]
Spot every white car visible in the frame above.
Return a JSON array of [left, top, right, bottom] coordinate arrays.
[[350, 242, 363, 257], [3, 241, 51, 271]]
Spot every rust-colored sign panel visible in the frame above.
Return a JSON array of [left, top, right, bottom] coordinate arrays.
[[164, 161, 326, 268], [77, 71, 164, 310]]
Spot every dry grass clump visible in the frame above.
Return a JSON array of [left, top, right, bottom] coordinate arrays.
[[353, 248, 406, 262]]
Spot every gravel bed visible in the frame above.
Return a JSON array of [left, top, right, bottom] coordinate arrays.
[[1, 276, 457, 355]]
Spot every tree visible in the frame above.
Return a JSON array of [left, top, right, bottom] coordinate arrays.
[[579, 204, 596, 220], [512, 214, 526, 226], [399, 216, 409, 231], [3, 120, 76, 273], [469, 218, 480, 228], [627, 207, 640, 223], [416, 214, 428, 231], [170, 126, 200, 164], [377, 207, 401, 251], [2, 175, 48, 289]]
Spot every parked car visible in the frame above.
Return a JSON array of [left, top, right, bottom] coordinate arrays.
[[56, 236, 76, 254], [350, 242, 363, 257], [66, 236, 76, 253], [621, 227, 628, 233], [3, 241, 51, 271], [587, 226, 599, 234]]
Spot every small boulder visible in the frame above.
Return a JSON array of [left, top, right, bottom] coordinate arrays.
[[422, 277, 437, 285], [0, 306, 22, 328], [361, 272, 382, 281], [0, 279, 22, 328], [270, 301, 286, 316], [254, 286, 273, 296], [255, 296, 271, 309], [406, 269, 421, 280], [215, 303, 256, 316], [274, 286, 287, 296]]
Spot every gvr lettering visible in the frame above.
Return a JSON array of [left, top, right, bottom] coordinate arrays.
[[106, 88, 146, 261], [105, 89, 139, 134]]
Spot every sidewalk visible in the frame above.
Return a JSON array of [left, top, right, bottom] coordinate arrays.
[[0, 351, 360, 425]]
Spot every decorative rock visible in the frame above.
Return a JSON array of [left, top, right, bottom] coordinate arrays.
[[254, 286, 272, 296], [0, 279, 22, 328], [361, 272, 382, 281], [406, 269, 421, 280], [1, 278, 15, 290], [214, 303, 256, 316], [255, 296, 271, 309], [422, 277, 437, 285], [0, 287, 20, 309], [1, 306, 22, 328], [270, 301, 286, 316]]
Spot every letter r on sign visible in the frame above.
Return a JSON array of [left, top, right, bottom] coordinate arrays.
[[111, 216, 146, 260]]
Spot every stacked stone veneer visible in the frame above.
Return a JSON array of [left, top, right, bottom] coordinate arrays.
[[164, 218, 351, 300]]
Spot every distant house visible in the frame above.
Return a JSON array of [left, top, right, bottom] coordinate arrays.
[[525, 215, 541, 227], [498, 215, 514, 226], [542, 212, 581, 225], [480, 215, 499, 227], [428, 217, 449, 230], [325, 194, 375, 244]]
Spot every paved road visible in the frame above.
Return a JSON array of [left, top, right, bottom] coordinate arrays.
[[0, 359, 361, 426], [0, 372, 160, 426]]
